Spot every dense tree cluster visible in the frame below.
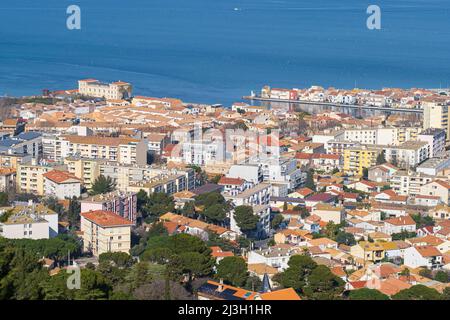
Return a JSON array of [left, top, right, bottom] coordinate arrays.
[[273, 255, 345, 300], [195, 192, 230, 224], [137, 192, 175, 223]]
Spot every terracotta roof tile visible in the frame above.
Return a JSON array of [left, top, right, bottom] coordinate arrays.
[[81, 210, 133, 227]]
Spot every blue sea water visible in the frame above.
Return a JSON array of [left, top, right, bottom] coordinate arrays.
[[0, 0, 449, 105]]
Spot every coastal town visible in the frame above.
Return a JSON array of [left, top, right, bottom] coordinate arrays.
[[247, 85, 450, 111], [1, 79, 450, 301]]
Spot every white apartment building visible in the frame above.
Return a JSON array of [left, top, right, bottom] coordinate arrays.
[[247, 157, 304, 192], [390, 171, 434, 196], [99, 162, 195, 193], [247, 245, 302, 271], [224, 183, 271, 207], [325, 140, 358, 155], [417, 128, 446, 158], [43, 170, 81, 200], [404, 246, 443, 270], [383, 141, 429, 169], [80, 210, 133, 257], [0, 132, 43, 159], [227, 164, 263, 185], [312, 130, 344, 145], [417, 155, 450, 176], [44, 135, 147, 165], [419, 180, 450, 205], [423, 102, 450, 140], [81, 191, 137, 223], [182, 140, 225, 166], [0, 204, 58, 239], [343, 127, 422, 146]]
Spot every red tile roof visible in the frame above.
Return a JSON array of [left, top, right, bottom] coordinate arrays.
[[385, 215, 416, 226], [81, 210, 133, 227], [43, 170, 81, 184], [218, 176, 245, 186], [415, 245, 442, 258]]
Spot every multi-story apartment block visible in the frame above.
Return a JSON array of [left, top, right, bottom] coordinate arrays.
[[127, 172, 190, 197], [182, 140, 225, 166], [343, 127, 422, 146], [383, 141, 429, 169], [0, 132, 42, 159], [325, 140, 358, 155], [78, 79, 132, 100], [44, 135, 147, 165], [417, 155, 450, 176], [16, 160, 64, 195], [247, 157, 303, 192], [343, 145, 380, 176], [81, 191, 137, 223], [0, 203, 58, 239], [80, 210, 133, 257], [0, 168, 16, 192], [98, 162, 195, 193], [64, 156, 104, 190], [224, 183, 271, 207], [390, 171, 434, 196], [43, 170, 82, 200], [227, 164, 263, 185], [417, 128, 446, 158], [0, 152, 32, 169], [423, 101, 450, 141]]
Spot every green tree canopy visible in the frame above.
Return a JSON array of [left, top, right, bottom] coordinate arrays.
[[141, 192, 175, 223], [305, 265, 345, 300], [216, 256, 248, 287], [203, 203, 227, 223], [90, 175, 116, 195], [271, 213, 284, 230], [234, 206, 259, 232], [0, 192, 9, 206], [392, 284, 442, 300], [99, 252, 134, 268], [335, 232, 356, 246], [348, 288, 389, 300], [305, 169, 316, 191], [434, 270, 449, 283], [181, 201, 196, 218], [376, 151, 386, 165]]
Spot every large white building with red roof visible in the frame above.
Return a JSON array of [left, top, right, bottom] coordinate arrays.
[[43, 170, 81, 200], [80, 210, 133, 256]]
